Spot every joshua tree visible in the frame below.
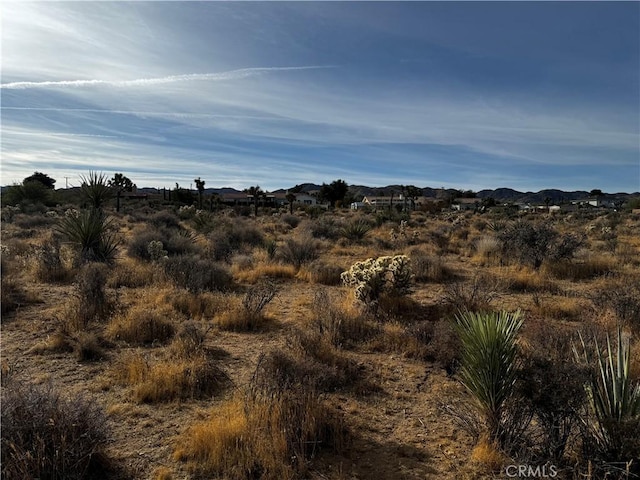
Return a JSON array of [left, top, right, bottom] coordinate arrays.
[[406, 185, 422, 211], [108, 173, 133, 212], [246, 185, 264, 217], [286, 192, 296, 214], [194, 177, 206, 209]]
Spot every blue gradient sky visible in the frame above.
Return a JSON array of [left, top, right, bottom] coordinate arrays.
[[2, 2, 639, 192]]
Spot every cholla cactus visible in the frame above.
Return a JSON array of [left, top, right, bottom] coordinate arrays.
[[147, 240, 168, 261], [341, 255, 412, 305]]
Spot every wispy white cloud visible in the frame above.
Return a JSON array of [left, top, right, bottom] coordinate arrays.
[[0, 66, 334, 90]]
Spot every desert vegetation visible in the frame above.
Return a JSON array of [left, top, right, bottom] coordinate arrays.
[[1, 173, 639, 479]]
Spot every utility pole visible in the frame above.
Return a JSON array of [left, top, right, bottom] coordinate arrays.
[[64, 176, 70, 189]]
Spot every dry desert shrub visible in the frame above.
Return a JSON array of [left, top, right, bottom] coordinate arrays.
[[1, 381, 111, 480], [590, 279, 640, 332], [442, 273, 497, 314], [174, 361, 348, 480], [410, 248, 456, 283], [106, 304, 176, 345], [162, 255, 233, 293], [127, 226, 196, 261], [0, 276, 31, 317], [167, 289, 228, 319], [216, 282, 278, 331], [472, 235, 502, 266], [310, 290, 380, 349], [61, 262, 115, 332], [305, 260, 344, 285], [233, 262, 297, 283], [107, 257, 157, 288], [286, 330, 368, 393], [276, 237, 320, 268], [531, 295, 584, 321], [30, 232, 70, 283], [501, 267, 558, 294], [110, 352, 230, 403], [30, 329, 107, 362], [281, 214, 300, 228], [543, 255, 616, 281]]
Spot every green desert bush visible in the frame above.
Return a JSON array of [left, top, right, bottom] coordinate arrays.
[[574, 328, 640, 463], [340, 219, 372, 242], [56, 208, 119, 263], [127, 227, 196, 261], [1, 381, 110, 480], [453, 310, 525, 448]]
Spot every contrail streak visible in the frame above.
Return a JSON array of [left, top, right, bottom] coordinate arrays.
[[0, 66, 334, 90], [2, 106, 283, 120], [8, 131, 118, 138]]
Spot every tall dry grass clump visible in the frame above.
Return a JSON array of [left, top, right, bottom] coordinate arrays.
[[110, 352, 230, 403], [106, 304, 176, 345], [216, 282, 278, 331], [174, 354, 348, 480]]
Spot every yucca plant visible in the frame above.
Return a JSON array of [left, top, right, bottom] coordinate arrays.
[[340, 220, 372, 242], [574, 328, 640, 461], [56, 209, 119, 263], [80, 171, 113, 210], [453, 310, 524, 445]]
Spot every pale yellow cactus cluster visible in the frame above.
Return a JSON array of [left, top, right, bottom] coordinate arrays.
[[341, 255, 412, 304]]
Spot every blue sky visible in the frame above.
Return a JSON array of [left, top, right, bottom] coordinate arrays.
[[1, 2, 639, 193]]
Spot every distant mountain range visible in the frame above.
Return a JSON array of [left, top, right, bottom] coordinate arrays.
[[4, 184, 636, 204], [170, 184, 637, 204]]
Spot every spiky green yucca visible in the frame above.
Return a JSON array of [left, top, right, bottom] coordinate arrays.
[[453, 310, 523, 443], [340, 220, 372, 242], [56, 209, 119, 263], [574, 329, 640, 460], [80, 171, 112, 210]]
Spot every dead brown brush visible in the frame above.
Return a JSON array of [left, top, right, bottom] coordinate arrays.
[[442, 273, 497, 314], [1, 381, 112, 480]]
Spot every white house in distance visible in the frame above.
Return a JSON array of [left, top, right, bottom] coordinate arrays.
[[362, 195, 407, 208]]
